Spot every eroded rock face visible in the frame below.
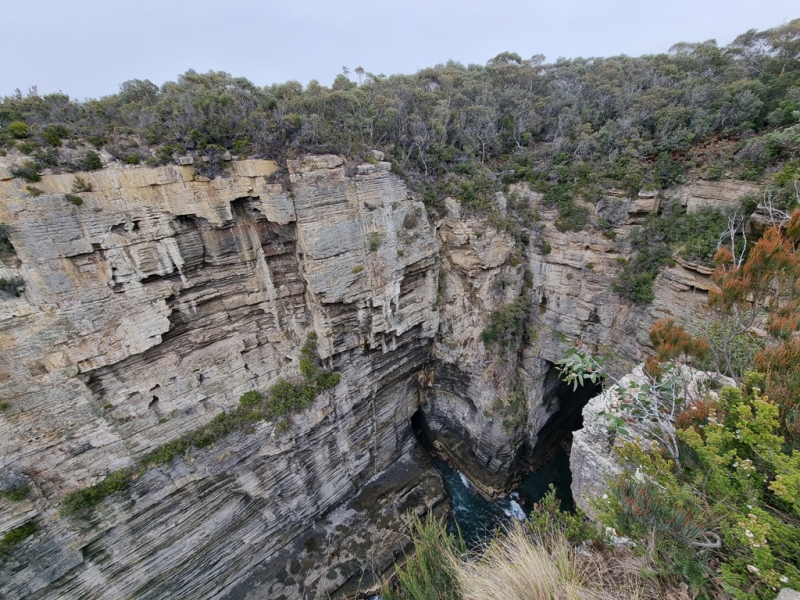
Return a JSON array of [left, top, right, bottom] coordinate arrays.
[[0, 155, 750, 598], [0, 157, 443, 599], [570, 366, 733, 519]]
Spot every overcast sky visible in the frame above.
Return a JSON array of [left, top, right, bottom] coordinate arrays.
[[1, 0, 797, 100]]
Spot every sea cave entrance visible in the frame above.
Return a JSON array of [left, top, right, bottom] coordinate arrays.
[[410, 362, 603, 545]]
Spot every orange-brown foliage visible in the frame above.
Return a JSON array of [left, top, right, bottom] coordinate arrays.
[[648, 319, 710, 363], [755, 338, 800, 444]]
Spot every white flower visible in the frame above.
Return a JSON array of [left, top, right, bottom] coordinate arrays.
[[745, 530, 754, 538], [781, 576, 789, 583], [733, 462, 739, 468], [747, 565, 760, 574], [602, 494, 609, 500]]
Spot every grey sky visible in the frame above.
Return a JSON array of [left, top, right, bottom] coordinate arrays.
[[1, 0, 797, 100]]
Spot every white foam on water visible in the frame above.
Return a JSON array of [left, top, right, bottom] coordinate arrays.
[[458, 472, 471, 489], [507, 500, 526, 521]]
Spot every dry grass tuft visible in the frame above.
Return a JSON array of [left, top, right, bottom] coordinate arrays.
[[455, 524, 662, 600]]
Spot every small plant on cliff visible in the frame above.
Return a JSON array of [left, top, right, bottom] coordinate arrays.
[[0, 521, 37, 556], [381, 514, 464, 600], [65, 193, 83, 206], [480, 294, 532, 354], [71, 176, 92, 192], [0, 276, 24, 297], [10, 161, 41, 182], [82, 152, 102, 171], [368, 232, 382, 252], [60, 468, 133, 516], [2, 485, 30, 501], [0, 224, 13, 256]]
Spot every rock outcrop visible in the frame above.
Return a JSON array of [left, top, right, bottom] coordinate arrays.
[[0, 157, 444, 599]]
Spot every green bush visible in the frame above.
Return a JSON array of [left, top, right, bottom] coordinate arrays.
[[481, 295, 532, 352], [0, 521, 37, 555], [60, 469, 132, 516], [265, 379, 315, 420], [10, 161, 41, 182], [6, 120, 30, 139], [42, 124, 69, 146], [65, 193, 83, 206], [368, 232, 382, 251], [2, 485, 30, 501], [71, 176, 92, 192], [239, 390, 263, 407], [598, 377, 800, 597], [82, 152, 102, 171]]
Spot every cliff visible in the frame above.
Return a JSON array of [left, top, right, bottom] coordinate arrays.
[[0, 154, 757, 598], [0, 156, 447, 598]]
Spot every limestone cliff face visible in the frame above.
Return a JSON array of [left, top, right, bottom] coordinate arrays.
[[0, 157, 444, 599], [418, 178, 759, 496], [0, 152, 758, 598]]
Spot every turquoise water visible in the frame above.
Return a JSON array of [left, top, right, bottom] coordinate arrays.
[[433, 449, 574, 546]]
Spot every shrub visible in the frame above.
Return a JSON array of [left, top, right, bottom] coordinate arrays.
[[82, 152, 103, 171], [0, 277, 24, 297], [65, 194, 83, 206], [0, 521, 37, 555], [540, 241, 552, 254], [403, 209, 420, 229], [0, 223, 14, 253], [265, 379, 315, 420], [71, 176, 92, 192], [10, 161, 41, 182], [42, 124, 69, 146], [368, 232, 382, 251], [2, 485, 29, 501], [352, 265, 364, 273], [60, 469, 132, 516], [554, 201, 590, 232], [25, 186, 44, 196], [6, 121, 30, 139], [239, 390, 263, 407], [481, 295, 532, 353], [124, 152, 142, 165], [597, 378, 800, 597]]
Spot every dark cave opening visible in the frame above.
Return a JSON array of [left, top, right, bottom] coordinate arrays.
[[529, 361, 605, 461]]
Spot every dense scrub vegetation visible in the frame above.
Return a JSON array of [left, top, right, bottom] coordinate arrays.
[[2, 20, 799, 309], [2, 20, 799, 216]]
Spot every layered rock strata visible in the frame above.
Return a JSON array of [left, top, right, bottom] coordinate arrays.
[[0, 153, 759, 598], [0, 157, 443, 599]]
